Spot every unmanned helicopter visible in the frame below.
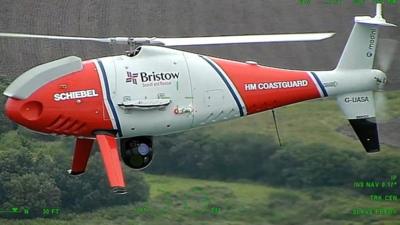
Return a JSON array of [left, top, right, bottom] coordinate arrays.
[[1, 4, 396, 194]]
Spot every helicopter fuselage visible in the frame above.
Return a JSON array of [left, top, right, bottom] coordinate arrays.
[[5, 45, 338, 138]]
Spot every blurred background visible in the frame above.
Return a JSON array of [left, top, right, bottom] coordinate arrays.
[[0, 0, 400, 224]]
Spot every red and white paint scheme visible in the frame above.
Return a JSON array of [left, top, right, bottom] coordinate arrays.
[[1, 4, 395, 193]]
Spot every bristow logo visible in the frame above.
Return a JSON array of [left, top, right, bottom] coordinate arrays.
[[244, 80, 308, 91], [126, 71, 179, 84], [126, 72, 139, 84]]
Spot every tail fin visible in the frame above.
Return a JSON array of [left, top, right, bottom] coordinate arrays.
[[335, 4, 396, 153], [336, 4, 395, 70], [337, 91, 379, 152]]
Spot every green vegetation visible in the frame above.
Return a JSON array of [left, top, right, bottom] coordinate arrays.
[[0, 77, 16, 132], [2, 174, 400, 225], [200, 91, 400, 152], [0, 79, 400, 224], [150, 130, 400, 196], [0, 130, 149, 218]]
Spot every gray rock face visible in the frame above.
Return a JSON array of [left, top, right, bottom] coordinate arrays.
[[0, 1, 399, 89]]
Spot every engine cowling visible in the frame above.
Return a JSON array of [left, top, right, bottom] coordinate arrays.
[[120, 136, 153, 170]]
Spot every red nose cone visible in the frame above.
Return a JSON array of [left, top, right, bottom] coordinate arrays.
[[4, 98, 44, 133], [4, 61, 114, 137], [4, 98, 16, 121], [5, 98, 43, 123], [5, 98, 22, 122]]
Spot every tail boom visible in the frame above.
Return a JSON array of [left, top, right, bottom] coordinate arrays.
[[205, 57, 326, 115]]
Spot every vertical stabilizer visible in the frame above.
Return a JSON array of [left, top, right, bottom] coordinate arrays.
[[336, 4, 396, 70]]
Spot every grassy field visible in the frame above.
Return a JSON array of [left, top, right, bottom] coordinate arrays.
[[1, 174, 400, 225]]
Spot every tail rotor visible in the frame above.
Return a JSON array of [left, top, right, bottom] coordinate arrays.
[[374, 38, 398, 120]]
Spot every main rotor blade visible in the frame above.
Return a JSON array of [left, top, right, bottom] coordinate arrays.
[[0, 33, 133, 45], [155, 33, 335, 46], [0, 32, 117, 43], [0, 32, 334, 47]]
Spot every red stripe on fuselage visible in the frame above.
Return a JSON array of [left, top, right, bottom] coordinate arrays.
[[210, 57, 321, 115]]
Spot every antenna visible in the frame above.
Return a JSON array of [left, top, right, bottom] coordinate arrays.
[[271, 109, 282, 147], [375, 3, 383, 20]]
